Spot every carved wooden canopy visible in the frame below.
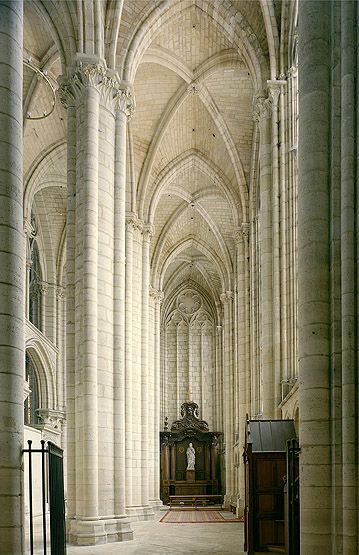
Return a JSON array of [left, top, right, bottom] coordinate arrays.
[[161, 402, 221, 445]]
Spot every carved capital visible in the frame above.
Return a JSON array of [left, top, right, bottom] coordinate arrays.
[[220, 291, 234, 305], [56, 285, 65, 300], [126, 213, 142, 233], [267, 79, 286, 106], [58, 63, 106, 108], [38, 281, 48, 295], [58, 61, 135, 116], [287, 65, 298, 78], [37, 408, 66, 430], [233, 222, 250, 244], [142, 223, 155, 243], [149, 286, 164, 304], [252, 94, 272, 122], [114, 87, 135, 118]]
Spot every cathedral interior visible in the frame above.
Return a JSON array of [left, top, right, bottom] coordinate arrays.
[[1, 0, 359, 553]]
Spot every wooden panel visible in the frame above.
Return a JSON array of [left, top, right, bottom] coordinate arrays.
[[253, 455, 286, 551], [258, 494, 276, 512]]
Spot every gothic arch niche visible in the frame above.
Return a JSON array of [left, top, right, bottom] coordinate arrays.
[[24, 352, 40, 426], [29, 239, 43, 330], [162, 287, 216, 429]]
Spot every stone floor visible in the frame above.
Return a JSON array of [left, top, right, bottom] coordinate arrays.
[[68, 513, 245, 555], [29, 511, 245, 554]]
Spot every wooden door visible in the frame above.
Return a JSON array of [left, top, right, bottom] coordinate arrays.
[[253, 454, 286, 551]]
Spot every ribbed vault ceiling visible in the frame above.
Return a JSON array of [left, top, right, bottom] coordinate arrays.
[[22, 0, 269, 314], [132, 1, 260, 310]]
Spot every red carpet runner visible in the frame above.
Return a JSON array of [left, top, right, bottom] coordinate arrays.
[[160, 510, 243, 523]]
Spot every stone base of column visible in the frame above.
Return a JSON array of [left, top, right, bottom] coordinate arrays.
[[125, 505, 155, 521], [67, 516, 133, 545], [223, 493, 235, 510], [236, 496, 245, 518], [148, 498, 163, 511]]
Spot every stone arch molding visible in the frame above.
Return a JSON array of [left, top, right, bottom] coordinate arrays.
[[121, 0, 267, 88], [146, 149, 240, 226], [166, 288, 214, 329], [25, 340, 56, 411], [24, 141, 67, 221]]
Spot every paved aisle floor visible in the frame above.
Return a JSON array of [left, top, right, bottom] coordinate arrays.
[[67, 513, 245, 555]]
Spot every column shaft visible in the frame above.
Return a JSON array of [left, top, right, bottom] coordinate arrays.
[[141, 230, 151, 506], [125, 223, 134, 508], [222, 293, 234, 505], [154, 297, 162, 501], [257, 100, 275, 418], [66, 102, 77, 519], [114, 109, 127, 517], [298, 1, 332, 551], [0, 2, 24, 552], [340, 0, 357, 549], [81, 85, 99, 517]]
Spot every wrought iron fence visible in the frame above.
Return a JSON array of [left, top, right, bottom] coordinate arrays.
[[23, 439, 66, 555], [287, 437, 300, 555]]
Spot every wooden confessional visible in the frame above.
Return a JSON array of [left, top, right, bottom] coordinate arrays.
[[243, 419, 299, 555], [160, 402, 223, 504]]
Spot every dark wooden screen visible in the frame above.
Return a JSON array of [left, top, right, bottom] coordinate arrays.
[[254, 454, 286, 550]]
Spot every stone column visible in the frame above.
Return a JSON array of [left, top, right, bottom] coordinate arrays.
[[60, 78, 77, 523], [340, 1, 357, 550], [234, 224, 249, 514], [268, 80, 285, 407], [221, 291, 234, 507], [149, 287, 163, 507], [125, 215, 153, 520], [155, 290, 163, 503], [148, 288, 155, 503], [113, 89, 133, 536], [78, 73, 100, 522], [298, 2, 332, 552], [287, 65, 298, 379], [215, 324, 223, 431], [56, 286, 66, 411], [0, 2, 24, 553], [125, 215, 135, 510], [250, 215, 261, 417], [140, 224, 154, 509], [254, 94, 275, 418], [58, 59, 133, 544]]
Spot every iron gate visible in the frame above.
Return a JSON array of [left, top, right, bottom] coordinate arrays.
[[286, 438, 300, 555], [23, 439, 66, 555]]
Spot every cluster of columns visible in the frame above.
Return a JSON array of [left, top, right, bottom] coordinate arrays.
[[59, 56, 162, 545]]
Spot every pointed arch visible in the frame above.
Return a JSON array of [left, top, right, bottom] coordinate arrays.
[[121, 0, 267, 89], [25, 341, 56, 410], [156, 236, 230, 292], [147, 150, 240, 225]]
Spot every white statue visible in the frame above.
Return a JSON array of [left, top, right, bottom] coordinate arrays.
[[186, 442, 195, 470]]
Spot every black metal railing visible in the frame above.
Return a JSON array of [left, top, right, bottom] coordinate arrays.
[[23, 440, 66, 555], [287, 438, 300, 555]]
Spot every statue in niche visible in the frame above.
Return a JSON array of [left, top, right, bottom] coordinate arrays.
[[186, 442, 196, 470]]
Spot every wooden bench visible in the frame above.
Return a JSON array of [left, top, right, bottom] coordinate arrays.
[[169, 494, 223, 510]]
